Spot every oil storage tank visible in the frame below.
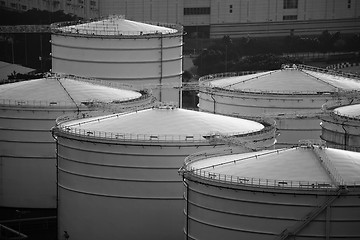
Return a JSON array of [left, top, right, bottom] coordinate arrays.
[[51, 15, 183, 106], [0, 75, 152, 208], [321, 102, 360, 152], [198, 64, 360, 148], [52, 105, 276, 240], [180, 141, 360, 240]]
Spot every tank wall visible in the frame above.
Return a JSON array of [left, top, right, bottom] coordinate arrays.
[[52, 35, 182, 60], [51, 35, 183, 80], [58, 188, 183, 240], [198, 91, 333, 147], [0, 107, 77, 208], [321, 117, 360, 152], [52, 34, 182, 49], [157, 85, 182, 105], [275, 117, 322, 148], [198, 90, 332, 115], [184, 179, 360, 240], [0, 156, 56, 208], [52, 34, 183, 104], [57, 135, 231, 240], [52, 58, 182, 80]]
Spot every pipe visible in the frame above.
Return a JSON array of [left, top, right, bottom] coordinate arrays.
[[183, 176, 190, 240], [51, 126, 60, 240], [159, 33, 163, 102], [0, 216, 57, 224], [341, 123, 348, 151], [210, 94, 216, 114], [0, 224, 28, 239]]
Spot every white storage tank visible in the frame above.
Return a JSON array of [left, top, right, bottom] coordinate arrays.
[[180, 141, 360, 240], [321, 102, 360, 152], [0, 75, 152, 208], [51, 15, 184, 106], [198, 64, 360, 148], [52, 105, 276, 240]]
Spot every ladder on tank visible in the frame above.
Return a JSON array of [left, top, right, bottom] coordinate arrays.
[[275, 141, 348, 240], [275, 186, 347, 240]]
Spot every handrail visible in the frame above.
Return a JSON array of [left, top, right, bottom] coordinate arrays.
[[183, 164, 360, 191], [0, 73, 154, 108], [184, 167, 341, 191], [230, 110, 325, 120], [321, 97, 359, 111], [199, 84, 351, 96], [198, 64, 360, 95], [54, 123, 275, 143], [199, 71, 260, 84], [51, 16, 183, 38], [180, 144, 360, 191], [312, 145, 345, 186], [53, 106, 276, 143], [321, 98, 360, 121], [298, 64, 360, 80], [330, 109, 360, 121], [0, 94, 152, 108]]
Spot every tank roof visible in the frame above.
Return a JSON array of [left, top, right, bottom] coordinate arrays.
[[203, 65, 360, 94], [53, 16, 178, 36], [334, 104, 360, 120], [58, 107, 265, 141], [0, 76, 142, 107], [184, 144, 360, 189]]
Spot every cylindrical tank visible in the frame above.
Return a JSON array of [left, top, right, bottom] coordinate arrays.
[[198, 64, 360, 148], [0, 75, 152, 208], [321, 102, 360, 152], [51, 15, 184, 106], [52, 106, 276, 240], [180, 141, 360, 240]]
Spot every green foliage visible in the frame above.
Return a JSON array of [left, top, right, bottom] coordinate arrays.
[[182, 70, 193, 82], [0, 8, 79, 72], [195, 52, 303, 76], [193, 32, 360, 76], [0, 8, 80, 25], [7, 71, 44, 81]]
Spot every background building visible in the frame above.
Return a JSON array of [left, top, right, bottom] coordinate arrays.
[[2, 0, 360, 38]]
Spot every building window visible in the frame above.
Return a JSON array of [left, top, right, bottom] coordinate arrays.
[[0, 1, 5, 6], [78, 0, 83, 4], [10, 3, 17, 8], [90, 0, 96, 6], [348, 0, 351, 8], [21, 5, 27, 10], [283, 0, 298, 9], [184, 7, 211, 15], [229, 4, 233, 13], [283, 15, 297, 20]]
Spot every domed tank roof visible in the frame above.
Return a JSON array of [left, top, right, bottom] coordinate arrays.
[[54, 16, 178, 36], [333, 104, 360, 119], [60, 106, 265, 141], [185, 143, 360, 187], [206, 65, 360, 94], [0, 76, 142, 106]]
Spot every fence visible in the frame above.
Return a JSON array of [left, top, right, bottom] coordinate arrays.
[[181, 144, 360, 191], [51, 16, 183, 38]]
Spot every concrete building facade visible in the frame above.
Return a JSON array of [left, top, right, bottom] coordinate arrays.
[[2, 0, 360, 37]]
